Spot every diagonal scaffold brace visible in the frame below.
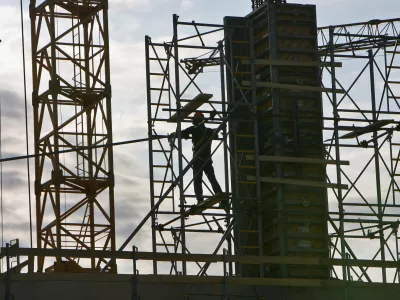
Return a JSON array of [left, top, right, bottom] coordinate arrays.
[[101, 50, 254, 271]]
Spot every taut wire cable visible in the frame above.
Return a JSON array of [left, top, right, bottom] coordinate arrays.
[[0, 136, 167, 164], [20, 0, 33, 248]]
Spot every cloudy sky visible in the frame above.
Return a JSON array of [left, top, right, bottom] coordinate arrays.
[[1, 0, 400, 278]]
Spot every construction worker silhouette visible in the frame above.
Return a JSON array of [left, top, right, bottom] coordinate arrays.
[[169, 112, 223, 204]]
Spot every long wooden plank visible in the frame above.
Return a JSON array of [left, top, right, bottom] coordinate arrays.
[[158, 193, 231, 228], [246, 155, 350, 165], [241, 58, 342, 68], [168, 93, 213, 122], [247, 176, 348, 190], [339, 119, 394, 139], [242, 81, 345, 94], [186, 193, 231, 216]]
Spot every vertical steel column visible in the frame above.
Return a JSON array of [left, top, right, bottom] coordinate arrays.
[[103, 2, 117, 271], [249, 25, 264, 278], [219, 41, 233, 276], [368, 49, 387, 282], [29, 0, 43, 271], [329, 27, 348, 288], [223, 248, 228, 299], [145, 36, 158, 274], [173, 14, 187, 275], [389, 138, 396, 207], [227, 30, 242, 276], [83, 15, 96, 269], [384, 46, 390, 112], [49, 2, 62, 252], [5, 243, 11, 300], [396, 230, 400, 283], [131, 246, 139, 300]]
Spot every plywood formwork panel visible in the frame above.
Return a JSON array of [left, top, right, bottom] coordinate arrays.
[[226, 2, 330, 278]]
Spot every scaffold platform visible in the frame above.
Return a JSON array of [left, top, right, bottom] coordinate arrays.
[[158, 193, 232, 229]]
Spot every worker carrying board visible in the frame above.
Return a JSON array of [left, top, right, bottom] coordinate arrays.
[[168, 112, 227, 209]]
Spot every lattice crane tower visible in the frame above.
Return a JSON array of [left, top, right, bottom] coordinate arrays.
[[30, 0, 116, 273]]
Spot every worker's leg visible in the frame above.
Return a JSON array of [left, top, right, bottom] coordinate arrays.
[[204, 160, 229, 210], [193, 159, 204, 202], [203, 160, 222, 195]]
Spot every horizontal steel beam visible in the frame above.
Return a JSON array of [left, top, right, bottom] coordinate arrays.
[[4, 273, 400, 289], [3, 248, 400, 269], [318, 18, 400, 30]]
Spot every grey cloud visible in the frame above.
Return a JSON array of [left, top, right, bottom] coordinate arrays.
[[3, 219, 32, 234], [117, 124, 148, 139], [0, 89, 25, 120], [1, 151, 27, 159], [115, 194, 150, 221], [1, 170, 27, 190], [113, 147, 151, 188], [115, 195, 152, 251], [116, 174, 143, 188], [1, 135, 26, 147], [114, 151, 143, 171]]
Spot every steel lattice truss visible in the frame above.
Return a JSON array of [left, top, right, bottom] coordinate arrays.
[[30, 0, 116, 272], [319, 19, 400, 283], [143, 15, 400, 283], [318, 18, 400, 54]]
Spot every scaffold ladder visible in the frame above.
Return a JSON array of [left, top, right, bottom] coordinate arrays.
[[385, 41, 400, 198], [228, 27, 265, 276], [146, 38, 185, 269], [72, 12, 86, 178], [386, 41, 400, 109]]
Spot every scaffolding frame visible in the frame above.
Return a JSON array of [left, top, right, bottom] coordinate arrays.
[[145, 16, 239, 276], [318, 19, 400, 284], [143, 12, 400, 285]]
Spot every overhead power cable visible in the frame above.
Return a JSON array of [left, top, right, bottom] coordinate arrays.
[[0, 136, 167, 164], [20, 0, 33, 249]]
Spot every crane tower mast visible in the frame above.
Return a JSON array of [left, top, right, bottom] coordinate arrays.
[[30, 0, 116, 273]]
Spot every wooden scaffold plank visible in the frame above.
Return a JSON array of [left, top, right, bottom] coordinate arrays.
[[338, 119, 395, 139], [246, 155, 350, 165], [157, 193, 231, 229], [242, 81, 345, 94], [247, 176, 348, 190], [168, 93, 213, 122], [185, 193, 231, 216], [240, 58, 342, 68]]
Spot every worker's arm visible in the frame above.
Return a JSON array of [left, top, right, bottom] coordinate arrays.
[[181, 126, 195, 139], [209, 128, 219, 139], [168, 126, 194, 141]]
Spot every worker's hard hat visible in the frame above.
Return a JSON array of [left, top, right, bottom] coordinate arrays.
[[193, 112, 204, 119]]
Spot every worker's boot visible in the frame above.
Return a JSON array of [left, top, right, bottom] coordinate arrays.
[[217, 192, 229, 211], [219, 200, 229, 210]]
